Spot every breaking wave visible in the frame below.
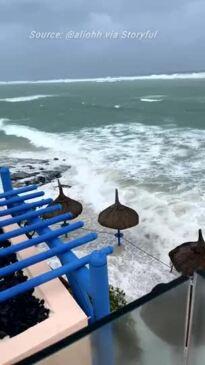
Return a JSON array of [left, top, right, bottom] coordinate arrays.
[[0, 72, 205, 85], [140, 98, 163, 102], [0, 117, 205, 264], [0, 95, 54, 102]]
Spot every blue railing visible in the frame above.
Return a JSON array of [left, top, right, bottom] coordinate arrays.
[[0, 167, 113, 323]]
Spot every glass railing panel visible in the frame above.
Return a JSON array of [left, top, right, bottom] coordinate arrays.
[[187, 273, 205, 365], [36, 280, 189, 365]]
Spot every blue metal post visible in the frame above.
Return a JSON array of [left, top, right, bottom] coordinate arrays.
[[0, 167, 12, 193], [89, 247, 113, 321], [30, 216, 95, 318], [91, 324, 114, 365]]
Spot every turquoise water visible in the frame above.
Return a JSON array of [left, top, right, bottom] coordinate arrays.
[[0, 75, 205, 262], [0, 79, 205, 134]]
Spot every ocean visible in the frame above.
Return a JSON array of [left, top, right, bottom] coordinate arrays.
[[0, 72, 205, 299]]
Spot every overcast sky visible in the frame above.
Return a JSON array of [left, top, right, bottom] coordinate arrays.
[[0, 0, 204, 80]]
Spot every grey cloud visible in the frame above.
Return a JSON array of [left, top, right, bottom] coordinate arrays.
[[0, 0, 204, 80]]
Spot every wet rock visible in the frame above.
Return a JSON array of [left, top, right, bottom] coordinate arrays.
[[47, 170, 61, 179], [37, 176, 46, 184], [12, 172, 32, 180], [5, 157, 71, 187]]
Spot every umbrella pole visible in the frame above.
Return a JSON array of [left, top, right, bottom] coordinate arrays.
[[61, 220, 69, 238], [115, 229, 123, 246], [118, 229, 121, 246]]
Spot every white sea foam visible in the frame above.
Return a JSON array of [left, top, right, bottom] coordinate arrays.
[[1, 118, 205, 298], [0, 118, 204, 267], [0, 95, 54, 102], [0, 72, 205, 85], [140, 94, 165, 102], [140, 98, 163, 102]]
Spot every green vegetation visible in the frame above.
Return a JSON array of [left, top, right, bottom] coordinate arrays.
[[109, 285, 127, 312]]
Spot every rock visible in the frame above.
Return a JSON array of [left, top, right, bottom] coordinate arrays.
[[11, 172, 31, 180], [9, 158, 70, 188], [45, 170, 61, 180], [52, 171, 61, 178], [22, 171, 61, 187], [13, 181, 23, 187], [12, 171, 39, 181], [53, 157, 59, 161], [37, 176, 46, 184]]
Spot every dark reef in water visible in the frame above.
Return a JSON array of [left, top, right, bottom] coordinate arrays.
[[0, 157, 71, 187]]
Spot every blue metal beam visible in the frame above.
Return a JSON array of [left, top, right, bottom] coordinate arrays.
[[0, 213, 77, 242], [0, 254, 91, 303], [0, 247, 112, 303], [32, 218, 94, 316], [0, 198, 53, 217], [0, 184, 38, 199], [0, 204, 64, 228], [0, 221, 84, 257], [0, 233, 97, 277], [0, 191, 44, 206]]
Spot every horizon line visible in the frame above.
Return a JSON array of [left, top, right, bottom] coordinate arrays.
[[0, 71, 205, 84]]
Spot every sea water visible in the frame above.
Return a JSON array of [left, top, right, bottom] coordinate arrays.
[[0, 72, 205, 298]]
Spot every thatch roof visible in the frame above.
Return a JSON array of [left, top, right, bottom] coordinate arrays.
[[169, 229, 205, 276], [98, 189, 139, 230], [44, 180, 83, 219]]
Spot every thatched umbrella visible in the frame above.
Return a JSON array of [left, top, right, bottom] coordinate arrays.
[[168, 230, 205, 349], [44, 180, 83, 224], [169, 229, 205, 277], [98, 189, 139, 245]]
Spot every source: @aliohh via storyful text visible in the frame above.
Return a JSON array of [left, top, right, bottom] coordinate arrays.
[[29, 30, 159, 41]]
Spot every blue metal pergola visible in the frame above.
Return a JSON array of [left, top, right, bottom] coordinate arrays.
[[0, 167, 113, 323]]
